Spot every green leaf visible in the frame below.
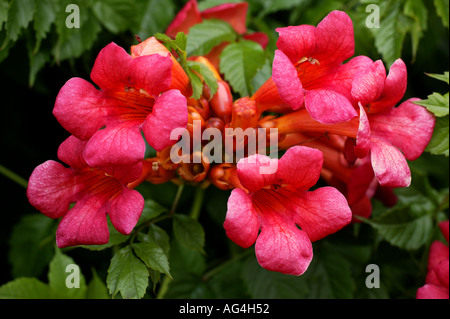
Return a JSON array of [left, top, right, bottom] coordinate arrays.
[[304, 245, 356, 299], [0, 278, 55, 299], [414, 92, 449, 117], [362, 205, 434, 250], [132, 242, 172, 279], [173, 214, 205, 253], [5, 0, 35, 42], [219, 40, 266, 96], [8, 214, 55, 278], [137, 199, 168, 225], [434, 0, 449, 27], [106, 246, 149, 299], [186, 19, 237, 56], [0, 0, 10, 32], [137, 0, 175, 39], [86, 269, 110, 299], [426, 115, 449, 156], [139, 224, 171, 255], [175, 31, 187, 52], [33, 0, 58, 52], [259, 0, 310, 17], [403, 0, 428, 61], [164, 274, 214, 298], [370, 1, 408, 67], [91, 0, 137, 34], [186, 60, 219, 98], [48, 248, 87, 299], [426, 71, 449, 84], [242, 256, 309, 299]]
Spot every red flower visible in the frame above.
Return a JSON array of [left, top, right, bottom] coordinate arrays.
[[53, 41, 188, 169], [352, 59, 435, 187], [271, 10, 362, 124], [223, 146, 352, 275], [27, 136, 145, 248], [417, 221, 449, 299]]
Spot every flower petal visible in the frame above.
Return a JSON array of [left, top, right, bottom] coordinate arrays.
[[369, 98, 436, 161], [90, 42, 132, 92], [57, 135, 88, 169], [351, 60, 386, 106], [370, 137, 411, 187], [53, 77, 107, 140], [369, 59, 407, 113], [294, 187, 352, 242], [416, 284, 449, 299], [315, 10, 354, 66], [236, 154, 278, 193], [276, 146, 323, 191], [129, 54, 173, 96], [255, 205, 313, 276], [165, 0, 202, 37], [355, 103, 371, 158], [143, 89, 188, 152], [84, 120, 146, 167], [56, 196, 109, 248], [304, 89, 357, 124], [201, 2, 248, 34], [275, 25, 316, 64], [108, 187, 144, 235], [27, 160, 79, 219], [272, 49, 304, 110], [223, 188, 260, 248]]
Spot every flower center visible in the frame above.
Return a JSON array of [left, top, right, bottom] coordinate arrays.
[[111, 87, 155, 122]]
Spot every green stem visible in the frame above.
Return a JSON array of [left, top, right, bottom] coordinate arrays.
[[0, 164, 28, 188], [170, 183, 185, 215], [156, 275, 171, 299], [189, 187, 205, 221], [202, 249, 252, 282]]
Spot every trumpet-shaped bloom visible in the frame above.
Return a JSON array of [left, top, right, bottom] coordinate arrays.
[[351, 59, 435, 187], [417, 221, 449, 299], [272, 10, 360, 124], [223, 146, 352, 275], [27, 136, 145, 248], [53, 42, 188, 168]]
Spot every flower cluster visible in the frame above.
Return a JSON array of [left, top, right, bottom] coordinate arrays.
[[27, 1, 435, 276]]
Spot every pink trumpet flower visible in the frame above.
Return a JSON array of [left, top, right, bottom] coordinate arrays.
[[223, 146, 352, 275], [27, 136, 145, 248]]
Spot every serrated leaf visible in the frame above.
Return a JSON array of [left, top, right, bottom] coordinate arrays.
[[8, 214, 55, 278], [219, 40, 266, 96], [414, 92, 449, 117], [186, 60, 219, 98], [173, 214, 205, 253], [5, 0, 35, 42], [175, 32, 187, 51], [48, 248, 87, 299], [186, 19, 237, 56], [132, 242, 172, 279], [426, 71, 449, 84], [242, 256, 309, 299], [362, 205, 434, 250], [185, 67, 204, 99], [404, 0, 428, 61], [434, 0, 449, 27], [106, 246, 149, 299], [0, 278, 55, 299], [426, 116, 449, 156], [371, 2, 408, 67], [139, 224, 171, 255], [33, 0, 58, 52]]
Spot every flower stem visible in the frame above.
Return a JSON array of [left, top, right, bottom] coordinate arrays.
[[0, 164, 28, 188], [170, 183, 185, 215], [189, 186, 205, 221]]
